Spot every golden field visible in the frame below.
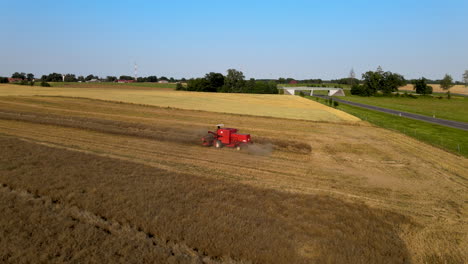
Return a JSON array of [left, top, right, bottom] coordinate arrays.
[[0, 84, 358, 122], [400, 84, 468, 95], [0, 95, 466, 263]]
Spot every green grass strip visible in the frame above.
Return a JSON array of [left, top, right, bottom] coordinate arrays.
[[306, 96, 468, 157]]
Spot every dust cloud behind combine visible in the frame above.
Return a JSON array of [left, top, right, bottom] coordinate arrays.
[[245, 143, 274, 156]]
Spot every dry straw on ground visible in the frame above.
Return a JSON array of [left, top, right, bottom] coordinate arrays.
[[0, 96, 466, 263], [1, 137, 413, 263]]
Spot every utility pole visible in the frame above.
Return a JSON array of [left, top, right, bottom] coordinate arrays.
[[134, 62, 138, 81]]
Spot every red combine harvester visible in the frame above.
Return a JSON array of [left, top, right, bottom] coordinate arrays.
[[202, 124, 252, 150]]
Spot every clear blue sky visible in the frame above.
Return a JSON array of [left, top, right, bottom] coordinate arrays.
[[1, 0, 467, 80]]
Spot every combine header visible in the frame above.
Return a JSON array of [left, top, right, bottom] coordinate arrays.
[[202, 124, 252, 150]]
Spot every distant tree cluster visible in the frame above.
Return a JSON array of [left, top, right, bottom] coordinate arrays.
[[277, 77, 324, 84], [6, 72, 179, 83], [412, 78, 433, 95], [85, 74, 99, 81], [6, 72, 35, 85], [139, 76, 158, 82], [106, 76, 117, 82], [41, 73, 64, 82], [119, 75, 134, 81], [64, 74, 77, 82], [179, 69, 278, 94], [351, 66, 406, 96], [11, 72, 26, 80]]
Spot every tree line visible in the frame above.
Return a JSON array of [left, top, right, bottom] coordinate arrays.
[[1, 72, 180, 83], [351, 66, 460, 97], [350, 66, 406, 96], [2, 69, 467, 94], [178, 69, 278, 94]]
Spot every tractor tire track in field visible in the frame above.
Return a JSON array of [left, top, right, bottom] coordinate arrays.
[[0, 109, 312, 154], [3, 131, 390, 207], [0, 123, 308, 183], [0, 121, 459, 213], [0, 136, 415, 263], [0, 182, 231, 264], [1, 96, 466, 263]]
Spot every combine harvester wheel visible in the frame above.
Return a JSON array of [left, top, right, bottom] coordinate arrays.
[[215, 140, 223, 148]]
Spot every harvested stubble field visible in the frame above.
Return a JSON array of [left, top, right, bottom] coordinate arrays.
[[0, 96, 467, 263], [399, 84, 468, 95], [0, 84, 358, 122]]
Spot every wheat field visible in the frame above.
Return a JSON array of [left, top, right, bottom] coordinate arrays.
[[0, 84, 358, 122], [0, 95, 466, 263]]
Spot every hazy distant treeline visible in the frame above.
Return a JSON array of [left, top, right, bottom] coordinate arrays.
[[178, 69, 278, 94]]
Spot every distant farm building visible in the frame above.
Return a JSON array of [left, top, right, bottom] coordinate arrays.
[[158, 80, 169, 84], [117, 80, 135, 83], [8, 78, 23, 83], [289, 80, 298, 84]]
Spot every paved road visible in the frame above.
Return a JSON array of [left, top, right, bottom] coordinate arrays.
[[315, 96, 468, 131]]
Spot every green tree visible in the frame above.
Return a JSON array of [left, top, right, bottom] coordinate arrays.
[[85, 74, 97, 81], [440, 74, 454, 90], [176, 82, 185, 90], [440, 74, 454, 99], [360, 67, 406, 96], [204, 72, 225, 92], [350, 84, 365, 95], [77, 76, 85, 82], [246, 78, 256, 93], [42, 73, 63, 82], [64, 74, 77, 82], [119, 75, 134, 81], [26, 73, 34, 81], [222, 69, 245, 93], [11, 72, 26, 79], [146, 76, 158, 82], [413, 78, 432, 95], [106, 76, 117, 82], [186, 78, 208, 91], [381, 72, 406, 95], [361, 71, 382, 96]]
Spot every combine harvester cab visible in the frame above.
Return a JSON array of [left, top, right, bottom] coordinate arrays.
[[202, 124, 252, 150]]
